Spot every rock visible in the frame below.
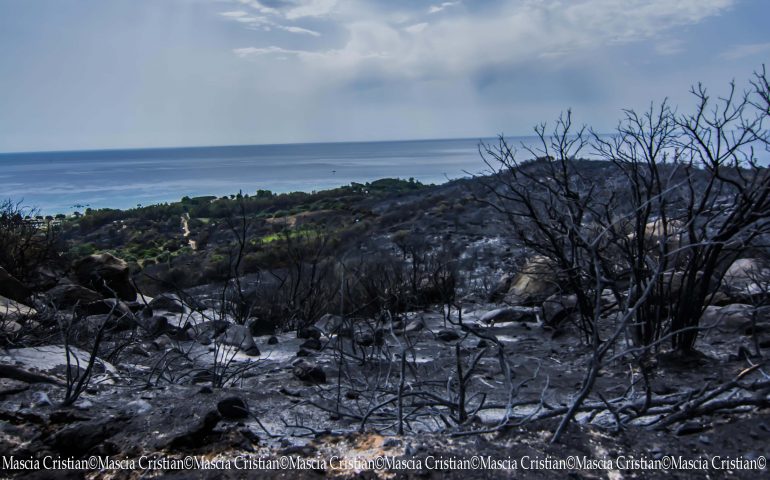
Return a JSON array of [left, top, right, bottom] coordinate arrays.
[[476, 339, 489, 349], [488, 273, 514, 302], [31, 391, 53, 407], [152, 334, 173, 350], [0, 295, 37, 322], [79, 299, 136, 329], [300, 338, 322, 351], [296, 349, 313, 357], [318, 313, 343, 332], [73, 253, 136, 301], [46, 283, 103, 308], [676, 421, 709, 436], [436, 329, 461, 342], [220, 324, 261, 356], [125, 399, 152, 415], [49, 417, 128, 456], [354, 330, 383, 347], [141, 315, 170, 336], [700, 304, 755, 333], [292, 359, 326, 383], [504, 256, 562, 305], [298, 326, 322, 340], [1, 320, 22, 335], [0, 266, 30, 304], [542, 294, 578, 327], [188, 320, 230, 342], [0, 378, 29, 397], [149, 293, 186, 313], [267, 336, 279, 345], [74, 399, 93, 410], [403, 318, 425, 333], [1, 345, 118, 383], [217, 396, 250, 419], [166, 410, 221, 449], [280, 387, 302, 397], [480, 307, 538, 324], [723, 258, 768, 295]]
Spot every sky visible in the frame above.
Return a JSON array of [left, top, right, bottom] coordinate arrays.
[[0, 0, 768, 153]]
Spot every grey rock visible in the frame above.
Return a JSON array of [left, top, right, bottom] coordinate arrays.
[[217, 396, 249, 419], [292, 359, 326, 383]]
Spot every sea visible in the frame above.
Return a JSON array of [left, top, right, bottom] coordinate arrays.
[[0, 137, 529, 215]]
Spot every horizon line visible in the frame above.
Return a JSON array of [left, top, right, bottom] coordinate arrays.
[[0, 132, 574, 156]]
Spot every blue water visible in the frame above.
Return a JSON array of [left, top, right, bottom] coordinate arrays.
[[0, 137, 516, 215]]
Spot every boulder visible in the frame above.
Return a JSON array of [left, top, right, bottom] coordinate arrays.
[[300, 338, 322, 351], [49, 417, 128, 456], [721, 258, 769, 298], [700, 304, 756, 333], [298, 326, 322, 340], [355, 330, 384, 347], [542, 294, 578, 327], [149, 293, 186, 313], [480, 306, 538, 324], [0, 295, 37, 322], [46, 283, 103, 308], [403, 318, 425, 334], [141, 315, 170, 336], [219, 324, 260, 356], [187, 320, 230, 343], [217, 396, 250, 419], [73, 253, 136, 301], [504, 256, 561, 306], [267, 336, 279, 345], [165, 410, 221, 449], [488, 273, 514, 302], [292, 359, 326, 383], [79, 298, 135, 318], [0, 267, 30, 304], [436, 329, 461, 342]]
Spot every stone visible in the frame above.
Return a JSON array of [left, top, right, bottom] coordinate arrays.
[[149, 293, 186, 313], [700, 304, 755, 333], [45, 283, 103, 309], [31, 391, 53, 407], [298, 326, 322, 340], [479, 307, 538, 324], [542, 294, 578, 327], [300, 338, 322, 351], [49, 417, 128, 456], [73, 253, 136, 301], [124, 399, 152, 415], [296, 349, 313, 357], [141, 315, 170, 336], [403, 318, 425, 333], [436, 329, 461, 342], [504, 256, 562, 306], [267, 336, 279, 345], [220, 324, 261, 356], [166, 411, 221, 449], [0, 266, 30, 304], [0, 378, 29, 397], [217, 396, 250, 419], [292, 359, 326, 383]]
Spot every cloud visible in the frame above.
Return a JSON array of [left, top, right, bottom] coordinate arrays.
[[404, 22, 428, 34], [428, 2, 460, 15], [233, 46, 299, 57], [719, 42, 770, 60], [234, 0, 734, 79], [278, 25, 321, 36], [219, 10, 249, 18], [284, 0, 338, 20]]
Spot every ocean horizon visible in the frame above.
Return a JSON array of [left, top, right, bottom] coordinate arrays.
[[0, 136, 539, 215]]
